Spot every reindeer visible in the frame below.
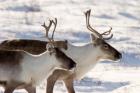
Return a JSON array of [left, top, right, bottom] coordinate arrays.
[[0, 19, 76, 93], [0, 10, 122, 93], [46, 9, 122, 93]]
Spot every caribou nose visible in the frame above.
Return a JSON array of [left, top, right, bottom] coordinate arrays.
[[115, 53, 122, 59], [119, 53, 122, 59]]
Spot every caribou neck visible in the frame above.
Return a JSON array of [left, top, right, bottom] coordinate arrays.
[[62, 43, 102, 79], [62, 43, 101, 64]]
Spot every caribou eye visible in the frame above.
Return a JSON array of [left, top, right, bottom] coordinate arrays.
[[103, 44, 109, 49]]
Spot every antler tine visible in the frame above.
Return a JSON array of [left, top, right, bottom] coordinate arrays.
[[84, 9, 102, 38], [101, 27, 112, 36], [101, 27, 113, 40], [41, 20, 53, 41], [51, 18, 57, 41], [103, 34, 113, 40]]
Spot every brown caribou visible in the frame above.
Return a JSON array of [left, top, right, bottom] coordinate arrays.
[[0, 18, 76, 93]]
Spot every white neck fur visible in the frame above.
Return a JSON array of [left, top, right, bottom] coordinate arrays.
[[62, 42, 103, 79]]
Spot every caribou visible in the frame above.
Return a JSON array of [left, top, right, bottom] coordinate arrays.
[[0, 19, 76, 93], [0, 10, 122, 93], [47, 9, 122, 93]]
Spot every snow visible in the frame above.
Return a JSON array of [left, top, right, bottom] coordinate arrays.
[[0, 0, 140, 93]]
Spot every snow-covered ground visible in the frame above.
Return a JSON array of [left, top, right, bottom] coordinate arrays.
[[0, 0, 140, 93]]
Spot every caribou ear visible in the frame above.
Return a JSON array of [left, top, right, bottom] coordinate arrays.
[[64, 40, 68, 50], [90, 34, 98, 46], [90, 34, 96, 41]]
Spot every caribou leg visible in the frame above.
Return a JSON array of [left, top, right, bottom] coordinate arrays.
[[46, 69, 73, 93], [46, 70, 61, 93], [25, 85, 36, 93], [63, 74, 75, 93], [4, 81, 23, 93], [4, 86, 16, 93]]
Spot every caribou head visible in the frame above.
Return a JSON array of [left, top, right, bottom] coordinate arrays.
[[85, 9, 122, 61]]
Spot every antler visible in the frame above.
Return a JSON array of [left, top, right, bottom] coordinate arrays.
[[42, 19, 57, 53], [41, 20, 53, 41], [84, 9, 113, 40], [101, 27, 112, 35], [51, 18, 57, 41], [42, 18, 57, 42]]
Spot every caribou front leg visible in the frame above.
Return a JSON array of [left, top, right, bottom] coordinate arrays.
[[4, 81, 23, 93], [46, 69, 72, 93], [63, 74, 75, 93], [25, 85, 36, 93], [4, 86, 16, 93], [46, 70, 62, 93]]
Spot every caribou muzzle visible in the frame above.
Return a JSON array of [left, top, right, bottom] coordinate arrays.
[[114, 52, 122, 60]]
